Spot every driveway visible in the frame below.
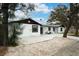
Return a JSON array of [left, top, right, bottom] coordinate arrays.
[[5, 37, 79, 56], [4, 34, 79, 56], [18, 34, 63, 45]]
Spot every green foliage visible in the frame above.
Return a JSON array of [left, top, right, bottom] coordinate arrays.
[[7, 3, 35, 46], [49, 3, 79, 37], [0, 3, 35, 46], [8, 23, 23, 46], [48, 4, 69, 27]]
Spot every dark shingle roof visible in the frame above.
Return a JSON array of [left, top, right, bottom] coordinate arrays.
[[8, 18, 42, 25]]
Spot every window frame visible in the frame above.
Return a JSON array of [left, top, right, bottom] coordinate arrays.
[[32, 25, 38, 32]]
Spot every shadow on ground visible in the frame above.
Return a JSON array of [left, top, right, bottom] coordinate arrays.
[[53, 40, 79, 56]]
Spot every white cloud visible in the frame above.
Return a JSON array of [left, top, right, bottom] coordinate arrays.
[[13, 3, 52, 22], [34, 3, 51, 13], [14, 3, 52, 20], [32, 17, 47, 25], [14, 10, 26, 19]]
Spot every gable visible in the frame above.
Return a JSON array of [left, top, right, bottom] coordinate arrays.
[[9, 18, 42, 26]]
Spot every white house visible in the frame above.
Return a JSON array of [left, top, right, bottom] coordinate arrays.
[[9, 18, 65, 38], [42, 24, 65, 34], [41, 20, 65, 34], [8, 18, 42, 38], [20, 24, 41, 37]]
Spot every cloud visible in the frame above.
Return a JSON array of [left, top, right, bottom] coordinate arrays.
[[14, 10, 26, 19], [34, 3, 51, 13], [14, 3, 52, 22], [9, 10, 25, 22], [32, 17, 47, 25], [14, 3, 52, 20]]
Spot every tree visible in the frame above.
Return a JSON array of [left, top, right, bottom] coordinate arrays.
[[1, 4, 9, 46], [0, 3, 35, 46], [8, 3, 35, 46], [8, 23, 23, 46], [0, 13, 4, 45], [48, 3, 79, 37], [48, 4, 68, 27], [63, 3, 79, 37]]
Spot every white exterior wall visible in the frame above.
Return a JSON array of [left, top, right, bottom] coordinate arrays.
[[43, 27, 48, 34], [42, 26, 65, 34], [19, 24, 40, 37], [58, 27, 65, 33], [43, 27, 54, 34], [53, 27, 58, 33], [50, 27, 53, 33]]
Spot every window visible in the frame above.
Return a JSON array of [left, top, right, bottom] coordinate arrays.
[[61, 28, 62, 31], [32, 25, 38, 32], [53, 27, 55, 31], [48, 27, 51, 31]]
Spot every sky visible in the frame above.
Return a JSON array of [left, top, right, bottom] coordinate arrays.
[[14, 3, 69, 24]]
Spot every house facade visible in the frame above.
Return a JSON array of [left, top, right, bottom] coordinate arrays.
[[41, 24, 65, 34], [41, 20, 65, 34], [20, 24, 41, 37], [9, 18, 65, 38], [8, 18, 42, 38]]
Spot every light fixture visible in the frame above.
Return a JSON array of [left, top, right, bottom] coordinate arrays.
[[28, 20, 30, 23]]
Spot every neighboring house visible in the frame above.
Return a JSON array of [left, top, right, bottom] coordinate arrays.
[[8, 18, 65, 37]]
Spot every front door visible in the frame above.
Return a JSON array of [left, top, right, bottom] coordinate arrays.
[[40, 26, 43, 34]]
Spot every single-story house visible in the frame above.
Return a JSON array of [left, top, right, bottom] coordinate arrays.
[[42, 24, 65, 34], [8, 18, 42, 37], [8, 18, 65, 37]]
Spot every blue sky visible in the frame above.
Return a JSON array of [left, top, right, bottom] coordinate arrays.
[[15, 3, 69, 24], [29, 3, 69, 24]]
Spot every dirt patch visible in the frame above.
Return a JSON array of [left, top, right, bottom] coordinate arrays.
[[0, 47, 8, 56]]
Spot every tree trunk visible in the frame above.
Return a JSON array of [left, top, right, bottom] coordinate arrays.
[[75, 27, 78, 36], [2, 4, 9, 46], [63, 23, 72, 37], [63, 3, 74, 38], [74, 16, 79, 36]]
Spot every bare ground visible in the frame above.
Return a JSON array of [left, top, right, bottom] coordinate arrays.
[[4, 37, 79, 56], [0, 47, 8, 56]]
